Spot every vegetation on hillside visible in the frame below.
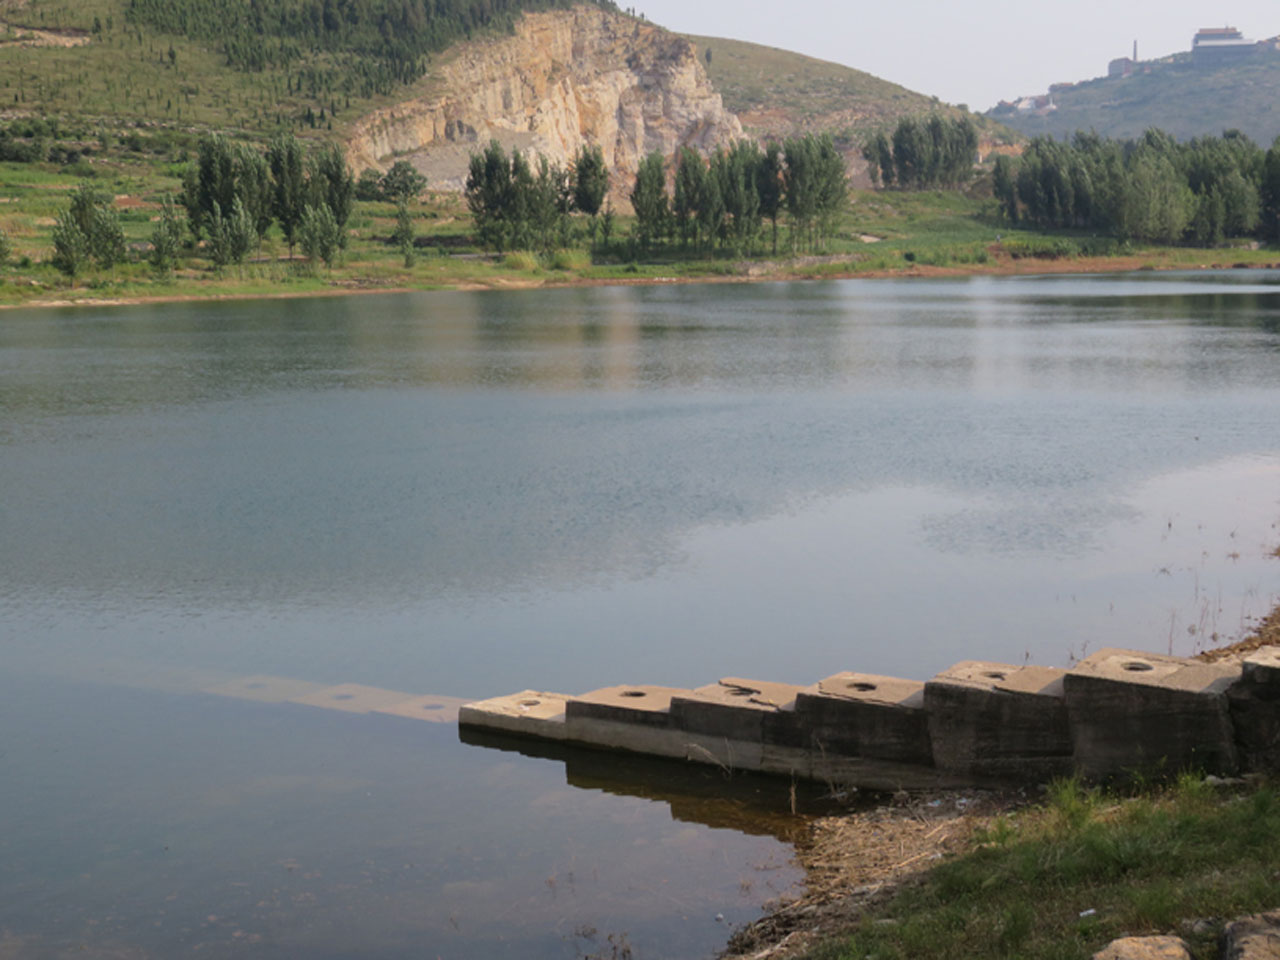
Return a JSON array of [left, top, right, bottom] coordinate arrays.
[[862, 115, 980, 190], [992, 53, 1280, 147], [684, 32, 1013, 153], [124, 0, 616, 97]]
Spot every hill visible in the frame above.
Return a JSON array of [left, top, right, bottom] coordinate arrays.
[[682, 33, 1015, 165], [992, 51, 1280, 145]]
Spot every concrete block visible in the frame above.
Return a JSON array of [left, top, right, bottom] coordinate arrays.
[[795, 673, 932, 766], [1220, 909, 1280, 960], [289, 683, 419, 714], [566, 685, 778, 768], [669, 678, 805, 743], [1228, 647, 1280, 773], [1065, 649, 1241, 779], [204, 674, 327, 703], [375, 693, 471, 725], [457, 690, 569, 741], [925, 661, 1072, 781]]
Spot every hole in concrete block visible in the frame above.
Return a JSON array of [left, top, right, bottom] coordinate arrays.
[[620, 690, 647, 698], [848, 682, 878, 692], [726, 687, 753, 697], [1122, 661, 1154, 672], [519, 699, 541, 707], [333, 693, 356, 701], [246, 682, 265, 690], [983, 671, 1007, 681], [419, 703, 444, 711]]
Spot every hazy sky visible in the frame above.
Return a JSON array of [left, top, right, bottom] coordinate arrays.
[[633, 1, 1278, 111]]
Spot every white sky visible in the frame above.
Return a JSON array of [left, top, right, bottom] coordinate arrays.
[[633, 1, 1278, 111]]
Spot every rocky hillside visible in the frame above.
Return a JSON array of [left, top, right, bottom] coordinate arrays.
[[345, 6, 742, 196]]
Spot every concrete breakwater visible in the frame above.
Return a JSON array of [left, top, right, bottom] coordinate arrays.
[[459, 647, 1280, 788]]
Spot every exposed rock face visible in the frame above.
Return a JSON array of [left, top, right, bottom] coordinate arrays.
[[345, 6, 743, 199]]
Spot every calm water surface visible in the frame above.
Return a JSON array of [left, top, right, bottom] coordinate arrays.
[[3, 272, 1280, 958]]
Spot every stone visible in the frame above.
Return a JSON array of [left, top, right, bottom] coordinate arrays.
[[794, 672, 933, 766], [457, 690, 569, 741], [1065, 649, 1241, 780], [924, 661, 1072, 781], [1091, 935, 1192, 960], [669, 677, 806, 744], [1221, 910, 1280, 959]]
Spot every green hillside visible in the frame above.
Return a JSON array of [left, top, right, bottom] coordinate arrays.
[[992, 52, 1280, 145], [0, 0, 610, 140], [683, 32, 1013, 152]]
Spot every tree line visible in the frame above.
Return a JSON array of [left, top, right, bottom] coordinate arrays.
[[992, 129, 1280, 246], [126, 0, 617, 98], [465, 133, 848, 256], [862, 115, 980, 190]]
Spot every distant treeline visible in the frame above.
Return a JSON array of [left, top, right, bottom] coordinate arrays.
[[992, 129, 1280, 246], [125, 0, 616, 97]]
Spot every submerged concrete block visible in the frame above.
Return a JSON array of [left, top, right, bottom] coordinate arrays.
[[458, 690, 569, 741], [925, 661, 1072, 781], [794, 673, 933, 766], [204, 674, 327, 704], [1227, 646, 1280, 773], [375, 694, 471, 725], [1065, 649, 1240, 779], [289, 683, 418, 714]]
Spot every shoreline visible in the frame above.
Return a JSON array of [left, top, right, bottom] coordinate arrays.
[[725, 618, 1280, 960], [4, 252, 1278, 312]]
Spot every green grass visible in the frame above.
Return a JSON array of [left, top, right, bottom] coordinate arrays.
[[810, 775, 1280, 960]]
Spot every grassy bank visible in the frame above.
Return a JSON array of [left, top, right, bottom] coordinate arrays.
[[1, 156, 1277, 310], [794, 774, 1280, 960]]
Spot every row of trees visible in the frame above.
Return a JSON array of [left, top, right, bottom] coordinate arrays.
[[632, 134, 846, 253], [863, 115, 980, 190], [464, 142, 610, 254], [992, 129, 1280, 246], [180, 132, 353, 265]]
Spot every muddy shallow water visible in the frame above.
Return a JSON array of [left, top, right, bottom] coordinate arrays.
[[3, 272, 1280, 958]]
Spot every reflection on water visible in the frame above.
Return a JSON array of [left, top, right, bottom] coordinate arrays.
[[3, 272, 1280, 957]]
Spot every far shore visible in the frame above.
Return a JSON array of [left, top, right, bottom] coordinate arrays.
[[4, 250, 1278, 312]]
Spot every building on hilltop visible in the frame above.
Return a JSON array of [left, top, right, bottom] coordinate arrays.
[[1192, 26, 1259, 64], [1108, 57, 1134, 78]]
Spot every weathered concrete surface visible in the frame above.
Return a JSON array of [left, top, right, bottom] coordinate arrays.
[[458, 690, 570, 740], [795, 673, 933, 766], [1221, 909, 1280, 959], [670, 678, 806, 743], [924, 661, 1072, 781], [563, 685, 696, 760], [1228, 647, 1280, 773], [1066, 649, 1241, 779], [1091, 936, 1193, 960]]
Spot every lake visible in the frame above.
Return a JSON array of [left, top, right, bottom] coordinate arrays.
[[3, 271, 1279, 958]]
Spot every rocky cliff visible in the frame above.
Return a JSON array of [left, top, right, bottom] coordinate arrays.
[[344, 6, 743, 199]]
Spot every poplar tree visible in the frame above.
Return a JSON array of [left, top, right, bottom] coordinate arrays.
[[630, 151, 668, 251]]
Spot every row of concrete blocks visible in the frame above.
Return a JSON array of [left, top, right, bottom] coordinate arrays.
[[458, 647, 1280, 789]]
